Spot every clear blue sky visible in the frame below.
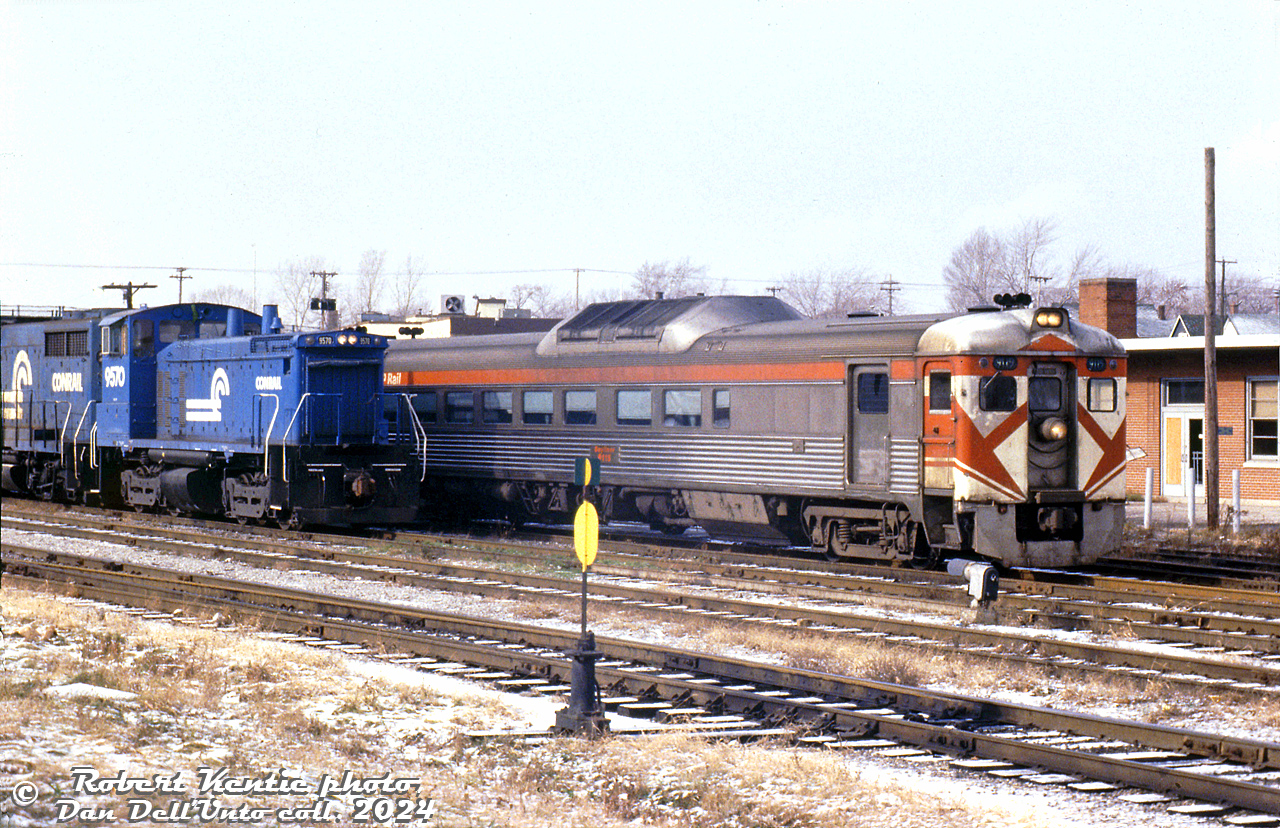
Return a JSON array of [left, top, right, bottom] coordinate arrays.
[[3, 1, 1277, 314]]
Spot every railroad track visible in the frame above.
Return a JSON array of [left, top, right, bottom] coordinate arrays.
[[5, 505, 1280, 697], [4, 550, 1279, 821]]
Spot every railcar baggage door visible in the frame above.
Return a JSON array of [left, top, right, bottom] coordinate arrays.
[[848, 365, 889, 486]]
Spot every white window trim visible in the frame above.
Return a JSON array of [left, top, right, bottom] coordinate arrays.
[[1246, 376, 1280, 461]]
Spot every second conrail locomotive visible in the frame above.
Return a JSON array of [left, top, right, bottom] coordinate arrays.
[[384, 295, 1126, 567], [3, 302, 422, 527]]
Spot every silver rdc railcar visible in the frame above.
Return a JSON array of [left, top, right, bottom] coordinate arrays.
[[384, 295, 1126, 567]]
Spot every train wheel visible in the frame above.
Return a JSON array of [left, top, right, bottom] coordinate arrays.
[[824, 520, 850, 561]]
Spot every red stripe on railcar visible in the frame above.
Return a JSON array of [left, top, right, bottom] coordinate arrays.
[[385, 361, 847, 388]]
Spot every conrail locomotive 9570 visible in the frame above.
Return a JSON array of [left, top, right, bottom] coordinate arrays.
[[384, 295, 1126, 567], [3, 302, 421, 527]]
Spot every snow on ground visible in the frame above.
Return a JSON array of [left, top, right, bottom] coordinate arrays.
[[3, 524, 1277, 827]]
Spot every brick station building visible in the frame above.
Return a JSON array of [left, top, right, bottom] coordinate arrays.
[[1079, 277, 1279, 505]]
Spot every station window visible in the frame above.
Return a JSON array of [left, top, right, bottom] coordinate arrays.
[[1249, 379, 1278, 460], [928, 371, 951, 412], [713, 389, 731, 428], [663, 389, 702, 427], [1028, 376, 1062, 412], [1087, 378, 1117, 413], [979, 375, 1017, 412], [523, 390, 553, 425], [856, 373, 889, 414], [616, 389, 651, 426], [412, 391, 438, 424], [482, 391, 513, 424], [1165, 379, 1205, 406], [565, 390, 597, 425], [445, 391, 474, 424]]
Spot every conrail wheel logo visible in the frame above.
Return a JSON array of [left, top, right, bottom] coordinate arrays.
[[2, 350, 32, 420], [186, 368, 230, 423]]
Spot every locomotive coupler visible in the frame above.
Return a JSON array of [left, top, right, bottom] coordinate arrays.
[[554, 631, 611, 737]]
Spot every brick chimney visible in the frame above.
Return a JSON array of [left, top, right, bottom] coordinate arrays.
[[1079, 277, 1137, 338]]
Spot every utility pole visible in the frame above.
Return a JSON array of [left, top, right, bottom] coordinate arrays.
[[766, 286, 783, 298], [574, 268, 583, 312], [879, 276, 900, 315], [170, 267, 191, 303], [311, 270, 337, 329], [1216, 258, 1236, 317], [1204, 148, 1219, 530], [1029, 273, 1052, 306], [102, 281, 156, 309]]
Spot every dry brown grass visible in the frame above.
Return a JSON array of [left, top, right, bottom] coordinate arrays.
[[1, 587, 1066, 828]]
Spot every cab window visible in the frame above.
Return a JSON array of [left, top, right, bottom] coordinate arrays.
[[1028, 376, 1062, 411], [979, 375, 1017, 412], [132, 320, 155, 358]]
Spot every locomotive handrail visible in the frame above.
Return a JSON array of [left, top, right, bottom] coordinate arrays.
[[257, 393, 281, 478], [71, 401, 96, 483], [58, 403, 74, 471], [398, 393, 427, 481], [89, 422, 97, 469], [279, 393, 311, 483]]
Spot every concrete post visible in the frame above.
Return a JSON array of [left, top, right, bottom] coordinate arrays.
[[1232, 469, 1242, 535], [1143, 467, 1154, 529], [1187, 462, 1196, 528]]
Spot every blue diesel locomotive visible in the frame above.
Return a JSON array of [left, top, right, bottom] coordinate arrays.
[[3, 302, 421, 527]]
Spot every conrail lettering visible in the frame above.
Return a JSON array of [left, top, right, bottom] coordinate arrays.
[[255, 375, 283, 391], [51, 372, 84, 393]]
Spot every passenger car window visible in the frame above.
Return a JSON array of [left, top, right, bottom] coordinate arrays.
[[482, 391, 513, 424], [856, 373, 889, 414], [565, 390, 597, 425], [713, 389, 730, 428], [522, 390, 553, 425], [663, 389, 701, 427], [979, 375, 1018, 412], [616, 389, 651, 426], [928, 371, 951, 412], [412, 391, 438, 423], [445, 391, 474, 424]]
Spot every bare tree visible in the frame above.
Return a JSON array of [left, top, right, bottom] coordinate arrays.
[[1222, 273, 1279, 314], [631, 258, 720, 299], [780, 267, 880, 318], [943, 228, 1005, 311], [1001, 217, 1060, 302], [389, 255, 428, 318], [274, 257, 329, 329], [342, 249, 386, 326], [192, 283, 255, 309]]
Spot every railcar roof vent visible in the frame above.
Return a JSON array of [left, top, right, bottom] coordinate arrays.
[[537, 295, 804, 356]]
